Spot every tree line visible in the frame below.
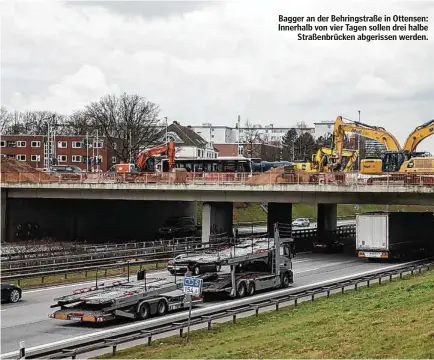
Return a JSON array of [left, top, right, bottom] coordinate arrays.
[[1, 91, 353, 164], [0, 93, 162, 162]]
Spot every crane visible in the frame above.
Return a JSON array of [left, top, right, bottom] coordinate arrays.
[[330, 116, 404, 173], [403, 118, 434, 153]]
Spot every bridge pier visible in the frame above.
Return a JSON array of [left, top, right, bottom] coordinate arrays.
[[317, 203, 337, 238], [201, 202, 233, 243], [267, 203, 292, 237], [1, 190, 7, 242]]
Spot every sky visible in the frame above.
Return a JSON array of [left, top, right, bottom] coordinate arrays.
[[1, 0, 434, 152]]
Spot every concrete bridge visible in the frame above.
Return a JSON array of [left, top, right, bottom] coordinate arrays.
[[1, 173, 433, 243]]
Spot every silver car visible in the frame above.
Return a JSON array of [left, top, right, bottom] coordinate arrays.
[[292, 218, 310, 227]]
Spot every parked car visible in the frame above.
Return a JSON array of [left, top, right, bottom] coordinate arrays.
[[292, 218, 310, 227], [48, 165, 84, 173], [158, 216, 198, 239], [1, 283, 22, 303], [312, 240, 344, 253]]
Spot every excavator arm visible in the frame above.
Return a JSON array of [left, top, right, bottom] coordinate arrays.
[[136, 139, 176, 171], [403, 118, 434, 153], [332, 116, 401, 169]]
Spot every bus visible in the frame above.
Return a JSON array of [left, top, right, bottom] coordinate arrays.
[[157, 157, 253, 173]]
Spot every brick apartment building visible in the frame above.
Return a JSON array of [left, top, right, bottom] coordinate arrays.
[[0, 135, 118, 172], [214, 143, 281, 162]]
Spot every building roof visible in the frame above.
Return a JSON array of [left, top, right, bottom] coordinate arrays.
[[156, 121, 208, 148]]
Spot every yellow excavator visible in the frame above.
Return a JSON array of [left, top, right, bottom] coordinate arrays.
[[329, 116, 408, 174], [292, 147, 359, 172], [403, 118, 434, 154]]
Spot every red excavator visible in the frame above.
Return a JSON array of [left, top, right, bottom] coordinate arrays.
[[115, 139, 176, 174]]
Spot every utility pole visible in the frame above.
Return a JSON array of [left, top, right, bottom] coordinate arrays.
[[357, 110, 361, 170], [237, 115, 241, 157], [164, 117, 168, 144], [86, 131, 89, 172], [129, 129, 132, 163]]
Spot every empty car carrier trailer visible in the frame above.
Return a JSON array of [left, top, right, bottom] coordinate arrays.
[[50, 279, 203, 323], [356, 212, 433, 260]]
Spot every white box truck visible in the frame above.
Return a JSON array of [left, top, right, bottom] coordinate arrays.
[[356, 212, 433, 260]]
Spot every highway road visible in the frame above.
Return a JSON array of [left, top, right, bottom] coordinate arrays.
[[0, 249, 400, 355], [236, 219, 355, 235]]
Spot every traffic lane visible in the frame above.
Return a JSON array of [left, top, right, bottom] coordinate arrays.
[[0, 270, 170, 329], [0, 255, 318, 330], [1, 253, 368, 354]]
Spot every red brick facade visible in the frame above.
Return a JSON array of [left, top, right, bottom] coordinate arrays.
[[0, 135, 117, 172], [214, 143, 281, 161]]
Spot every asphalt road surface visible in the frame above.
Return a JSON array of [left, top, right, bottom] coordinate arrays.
[[1, 249, 400, 355]]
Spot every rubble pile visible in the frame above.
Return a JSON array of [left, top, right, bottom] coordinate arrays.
[[0, 158, 56, 182], [247, 166, 313, 185]]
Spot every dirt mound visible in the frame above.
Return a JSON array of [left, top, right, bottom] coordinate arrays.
[[247, 166, 313, 185], [1, 158, 56, 182]]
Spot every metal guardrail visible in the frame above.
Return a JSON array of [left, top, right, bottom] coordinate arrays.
[[3, 257, 432, 359], [0, 225, 357, 283], [1, 225, 357, 274], [1, 258, 171, 285]]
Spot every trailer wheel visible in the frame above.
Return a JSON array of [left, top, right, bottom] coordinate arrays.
[[193, 265, 201, 275], [247, 282, 255, 296], [237, 282, 247, 298], [156, 300, 168, 316], [282, 272, 290, 288], [137, 302, 150, 320]]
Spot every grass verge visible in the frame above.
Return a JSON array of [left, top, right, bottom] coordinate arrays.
[[96, 269, 434, 359], [11, 262, 168, 289]]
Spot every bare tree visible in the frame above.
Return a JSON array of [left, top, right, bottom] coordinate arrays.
[[62, 110, 95, 135], [1, 109, 65, 135], [0, 107, 13, 134], [84, 93, 162, 162], [242, 119, 264, 158]]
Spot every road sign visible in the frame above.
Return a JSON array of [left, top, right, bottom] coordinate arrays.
[[183, 277, 203, 296]]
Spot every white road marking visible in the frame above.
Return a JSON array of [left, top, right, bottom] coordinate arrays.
[[296, 267, 322, 273], [1, 259, 418, 358]]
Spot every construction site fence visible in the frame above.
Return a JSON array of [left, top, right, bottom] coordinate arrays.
[[2, 171, 434, 186], [1, 225, 356, 266], [4, 257, 432, 360]]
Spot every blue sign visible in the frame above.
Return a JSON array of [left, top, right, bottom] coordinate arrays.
[[183, 277, 203, 296]]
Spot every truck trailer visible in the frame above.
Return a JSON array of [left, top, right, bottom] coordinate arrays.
[[356, 212, 433, 260], [198, 227, 295, 298], [49, 278, 202, 323]]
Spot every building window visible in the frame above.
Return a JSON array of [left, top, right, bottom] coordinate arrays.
[[113, 143, 117, 150], [58, 141, 67, 148], [58, 155, 67, 163], [72, 141, 82, 148], [72, 155, 82, 162], [17, 141, 26, 147], [31, 141, 41, 147], [93, 141, 103, 148], [0, 141, 5, 147], [238, 145, 244, 155], [16, 154, 26, 161], [30, 155, 40, 162], [111, 156, 117, 164]]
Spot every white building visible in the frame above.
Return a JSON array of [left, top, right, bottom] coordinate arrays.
[[191, 122, 315, 145], [155, 122, 218, 159], [313, 121, 334, 139]]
